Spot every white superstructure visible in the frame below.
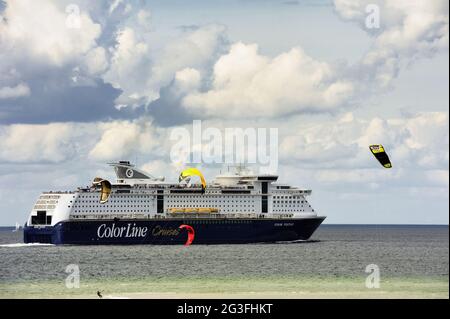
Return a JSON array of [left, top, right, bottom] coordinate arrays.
[[26, 161, 319, 227]]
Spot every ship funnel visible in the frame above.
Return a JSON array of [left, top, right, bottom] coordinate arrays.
[[108, 161, 164, 183]]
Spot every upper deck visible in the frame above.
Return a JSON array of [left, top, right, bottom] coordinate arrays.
[[106, 161, 311, 194]]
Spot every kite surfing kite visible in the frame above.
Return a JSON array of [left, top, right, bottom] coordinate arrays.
[[369, 144, 392, 168], [179, 224, 195, 246], [179, 168, 206, 192], [92, 177, 112, 203]]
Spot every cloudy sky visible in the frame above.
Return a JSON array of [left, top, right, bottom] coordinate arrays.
[[0, 0, 448, 225]]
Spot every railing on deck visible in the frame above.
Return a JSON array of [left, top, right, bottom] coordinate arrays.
[[69, 212, 295, 220]]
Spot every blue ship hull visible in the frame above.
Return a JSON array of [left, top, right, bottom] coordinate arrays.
[[23, 217, 325, 245]]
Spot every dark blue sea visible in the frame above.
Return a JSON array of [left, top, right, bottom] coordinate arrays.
[[0, 225, 448, 283]]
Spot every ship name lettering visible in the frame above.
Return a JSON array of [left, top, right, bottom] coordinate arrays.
[[97, 223, 148, 238], [152, 225, 180, 236]]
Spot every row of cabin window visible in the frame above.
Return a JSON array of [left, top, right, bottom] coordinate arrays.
[[73, 209, 149, 213], [276, 207, 307, 209], [169, 195, 252, 199], [75, 199, 154, 204], [73, 205, 153, 209], [274, 205, 311, 209], [273, 200, 306, 204], [167, 200, 255, 204], [273, 195, 303, 199], [79, 195, 154, 199], [75, 203, 155, 208], [167, 204, 255, 208], [72, 209, 257, 214], [274, 209, 308, 212]]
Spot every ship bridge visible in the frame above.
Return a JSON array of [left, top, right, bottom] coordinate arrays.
[[213, 165, 278, 187]]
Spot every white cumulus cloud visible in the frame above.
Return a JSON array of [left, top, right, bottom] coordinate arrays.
[[0, 0, 102, 67], [181, 43, 354, 118], [102, 24, 228, 109], [280, 112, 449, 170], [334, 0, 449, 87], [0, 83, 30, 99], [0, 123, 75, 162], [88, 119, 161, 161]]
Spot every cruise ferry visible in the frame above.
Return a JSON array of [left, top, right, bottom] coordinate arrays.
[[23, 161, 326, 245]]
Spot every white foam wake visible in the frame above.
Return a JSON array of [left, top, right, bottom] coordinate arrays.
[[0, 243, 54, 248]]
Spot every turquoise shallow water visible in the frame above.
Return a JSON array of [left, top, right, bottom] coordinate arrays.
[[0, 225, 448, 284]]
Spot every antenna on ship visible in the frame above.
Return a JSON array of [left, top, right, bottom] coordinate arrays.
[[236, 162, 245, 174]]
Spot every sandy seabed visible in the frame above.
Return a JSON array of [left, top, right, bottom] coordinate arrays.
[[1, 276, 448, 299]]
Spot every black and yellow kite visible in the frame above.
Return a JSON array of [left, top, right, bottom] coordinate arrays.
[[92, 177, 112, 203], [369, 144, 392, 168], [179, 168, 206, 192]]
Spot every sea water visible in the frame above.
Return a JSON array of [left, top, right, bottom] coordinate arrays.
[[0, 225, 447, 284]]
